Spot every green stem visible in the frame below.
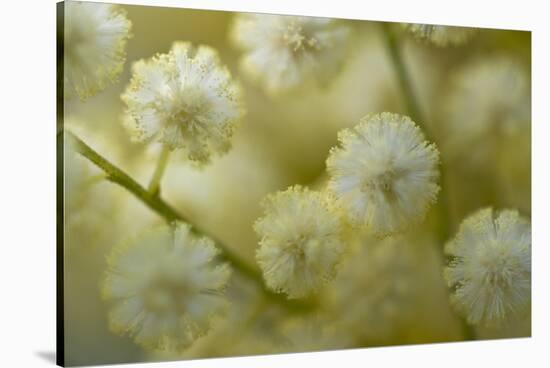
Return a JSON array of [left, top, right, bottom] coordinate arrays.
[[65, 130, 314, 313], [381, 23, 475, 341], [382, 23, 425, 127], [148, 145, 171, 196]]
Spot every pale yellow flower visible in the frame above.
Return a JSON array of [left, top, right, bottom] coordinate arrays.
[[443, 57, 530, 156], [445, 208, 531, 326], [231, 14, 351, 95], [64, 1, 131, 99], [122, 42, 244, 165], [402, 23, 477, 46], [327, 113, 440, 235], [102, 222, 231, 352], [254, 186, 345, 299]]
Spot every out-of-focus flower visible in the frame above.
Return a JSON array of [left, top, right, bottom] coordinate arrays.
[[122, 42, 244, 166], [64, 1, 131, 99], [326, 236, 416, 344], [402, 23, 477, 46], [327, 112, 440, 236], [230, 14, 351, 95], [443, 57, 530, 156], [445, 208, 531, 326], [254, 186, 345, 299], [102, 221, 231, 352]]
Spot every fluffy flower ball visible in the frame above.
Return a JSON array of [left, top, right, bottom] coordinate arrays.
[[443, 57, 530, 155], [327, 113, 440, 235], [102, 222, 231, 352], [402, 23, 477, 46], [64, 1, 131, 99], [122, 42, 244, 165], [254, 186, 345, 299], [231, 14, 351, 95], [445, 208, 531, 326]]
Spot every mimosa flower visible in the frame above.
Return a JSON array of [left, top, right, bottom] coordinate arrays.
[[231, 14, 351, 95], [445, 208, 531, 326], [102, 222, 231, 351], [402, 23, 477, 46], [64, 1, 131, 99], [327, 113, 440, 235], [254, 186, 345, 299], [443, 57, 530, 155], [122, 42, 244, 165]]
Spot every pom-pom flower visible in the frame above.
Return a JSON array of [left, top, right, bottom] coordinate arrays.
[[443, 57, 530, 155], [254, 186, 345, 299], [122, 42, 244, 165], [444, 208, 531, 326], [402, 23, 477, 46], [64, 1, 131, 99], [230, 14, 351, 95], [102, 221, 231, 352], [327, 112, 440, 235]]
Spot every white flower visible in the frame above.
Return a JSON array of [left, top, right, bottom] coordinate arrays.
[[254, 186, 345, 299], [402, 23, 477, 46], [122, 42, 244, 165], [64, 1, 131, 99], [327, 112, 440, 235], [231, 14, 351, 95], [443, 57, 530, 156], [445, 208, 531, 326], [102, 222, 231, 352]]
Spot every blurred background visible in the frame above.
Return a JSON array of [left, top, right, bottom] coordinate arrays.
[[62, 3, 531, 366]]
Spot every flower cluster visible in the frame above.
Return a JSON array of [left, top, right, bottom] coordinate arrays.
[[64, 1, 131, 99], [326, 113, 440, 236], [254, 186, 345, 299], [231, 14, 351, 95], [444, 208, 531, 326], [402, 23, 477, 46], [122, 42, 244, 165], [102, 222, 231, 352]]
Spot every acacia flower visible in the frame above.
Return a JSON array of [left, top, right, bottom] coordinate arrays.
[[327, 113, 440, 235], [122, 42, 244, 165], [402, 23, 477, 46], [64, 1, 131, 99], [254, 186, 345, 299], [443, 57, 530, 155], [230, 14, 351, 95], [102, 222, 231, 352], [445, 208, 531, 326]]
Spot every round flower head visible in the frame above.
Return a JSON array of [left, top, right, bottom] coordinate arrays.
[[254, 186, 345, 299], [102, 221, 231, 352], [64, 1, 131, 99], [402, 23, 477, 46], [122, 42, 244, 165], [443, 57, 530, 156], [445, 208, 531, 326], [230, 14, 351, 95], [327, 113, 440, 235]]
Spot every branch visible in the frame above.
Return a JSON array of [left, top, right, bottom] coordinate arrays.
[[65, 130, 314, 313]]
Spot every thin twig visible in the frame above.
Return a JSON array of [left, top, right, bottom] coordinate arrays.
[[148, 145, 171, 196], [65, 130, 315, 313]]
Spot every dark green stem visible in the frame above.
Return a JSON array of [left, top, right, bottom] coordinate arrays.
[[65, 130, 314, 313]]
